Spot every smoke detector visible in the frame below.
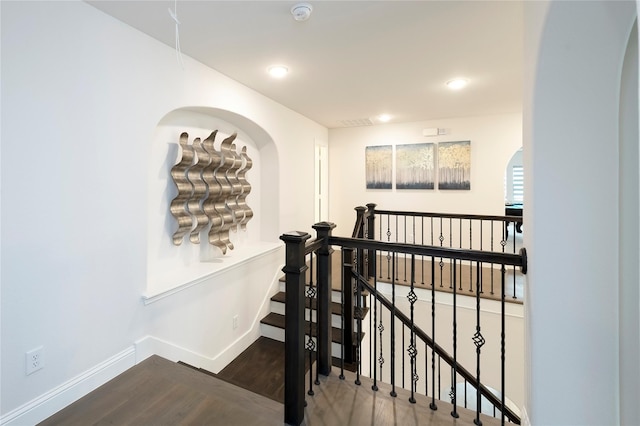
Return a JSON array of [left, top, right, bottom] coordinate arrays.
[[291, 3, 313, 21]]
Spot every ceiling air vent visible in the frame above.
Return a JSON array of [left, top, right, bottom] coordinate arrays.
[[337, 118, 374, 128]]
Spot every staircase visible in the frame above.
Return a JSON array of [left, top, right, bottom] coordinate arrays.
[[259, 278, 365, 367]]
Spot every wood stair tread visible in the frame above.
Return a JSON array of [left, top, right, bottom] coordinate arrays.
[[260, 312, 362, 344], [270, 291, 368, 318]]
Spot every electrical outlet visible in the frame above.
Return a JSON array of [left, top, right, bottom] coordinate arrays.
[[26, 347, 44, 375], [232, 315, 239, 330]]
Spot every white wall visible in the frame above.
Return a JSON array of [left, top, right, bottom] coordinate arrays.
[[0, 1, 326, 421], [328, 114, 522, 236], [618, 16, 639, 426], [524, 1, 637, 424]]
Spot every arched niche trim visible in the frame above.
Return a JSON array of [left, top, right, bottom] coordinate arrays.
[[145, 106, 281, 301]]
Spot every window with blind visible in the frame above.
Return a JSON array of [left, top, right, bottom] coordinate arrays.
[[512, 165, 523, 203]]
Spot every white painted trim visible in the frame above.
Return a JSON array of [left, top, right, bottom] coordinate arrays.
[[136, 263, 284, 373], [521, 405, 531, 426], [142, 242, 282, 304], [0, 348, 135, 426]]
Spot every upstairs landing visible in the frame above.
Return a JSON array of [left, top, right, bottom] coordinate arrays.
[[40, 350, 502, 426]]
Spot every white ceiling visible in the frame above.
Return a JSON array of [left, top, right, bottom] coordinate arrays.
[[87, 1, 523, 129]]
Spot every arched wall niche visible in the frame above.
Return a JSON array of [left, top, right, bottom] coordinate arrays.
[[145, 106, 281, 297]]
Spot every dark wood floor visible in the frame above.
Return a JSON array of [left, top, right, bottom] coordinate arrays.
[[38, 355, 283, 426], [39, 351, 502, 426], [206, 336, 305, 404]]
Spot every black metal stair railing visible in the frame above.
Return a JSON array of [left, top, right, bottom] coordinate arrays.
[[281, 220, 526, 426], [354, 203, 524, 300]]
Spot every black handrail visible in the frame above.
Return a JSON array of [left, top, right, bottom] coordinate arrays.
[[375, 208, 522, 223], [282, 219, 526, 425], [329, 236, 527, 273]]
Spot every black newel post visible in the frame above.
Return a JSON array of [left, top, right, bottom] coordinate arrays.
[[365, 203, 377, 279], [280, 231, 311, 426], [313, 222, 336, 376]]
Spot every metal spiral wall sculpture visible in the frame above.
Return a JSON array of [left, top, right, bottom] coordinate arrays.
[[169, 130, 254, 253], [187, 137, 211, 243], [170, 132, 195, 245], [237, 146, 254, 230]]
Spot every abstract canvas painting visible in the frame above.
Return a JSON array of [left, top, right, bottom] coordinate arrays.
[[438, 141, 471, 190], [396, 143, 435, 189], [365, 145, 392, 189]]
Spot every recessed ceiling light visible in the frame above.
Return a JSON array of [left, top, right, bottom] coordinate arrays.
[[268, 65, 289, 78], [377, 114, 392, 123], [446, 78, 469, 90]]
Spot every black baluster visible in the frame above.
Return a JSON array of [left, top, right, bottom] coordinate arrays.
[[430, 255, 438, 411], [490, 221, 496, 295], [378, 214, 383, 279], [408, 254, 418, 404], [366, 249, 373, 380], [390, 254, 397, 397], [499, 221, 507, 301], [386, 214, 391, 280], [473, 261, 485, 426], [420, 216, 425, 286], [438, 355, 441, 400], [424, 341, 428, 397], [501, 264, 506, 425], [451, 259, 459, 419], [340, 248, 354, 379], [339, 250, 346, 381], [464, 378, 468, 408], [355, 254, 363, 387], [430, 216, 434, 247], [312, 252, 320, 386], [449, 219, 454, 290], [403, 216, 408, 282], [458, 220, 463, 292], [479, 220, 484, 294], [372, 267, 379, 392], [306, 253, 316, 396], [512, 221, 518, 300], [366, 204, 376, 280], [469, 220, 473, 293], [377, 302, 384, 386], [402, 326, 406, 389], [438, 218, 444, 288]]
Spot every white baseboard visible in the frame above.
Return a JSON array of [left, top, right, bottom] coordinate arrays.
[[0, 347, 135, 426], [134, 329, 260, 374], [1, 263, 283, 425], [0, 331, 259, 426]]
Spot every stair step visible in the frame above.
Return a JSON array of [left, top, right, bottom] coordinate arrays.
[[260, 312, 362, 345], [270, 291, 368, 319]]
